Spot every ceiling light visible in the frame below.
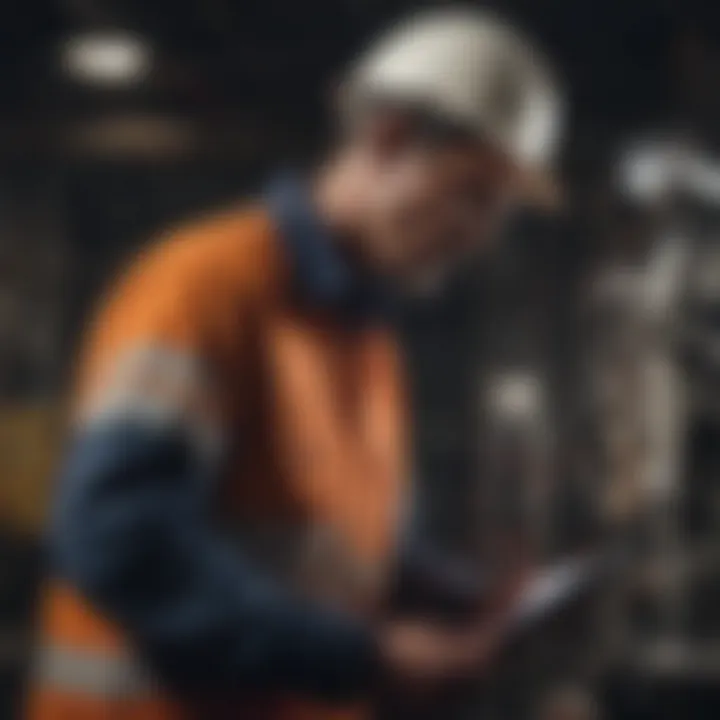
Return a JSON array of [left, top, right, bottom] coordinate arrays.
[[62, 32, 152, 87]]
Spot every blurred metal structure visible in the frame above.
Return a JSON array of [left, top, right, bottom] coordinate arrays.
[[588, 138, 720, 683]]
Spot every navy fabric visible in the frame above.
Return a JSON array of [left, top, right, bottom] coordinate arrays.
[[50, 421, 377, 699], [266, 173, 395, 322], [394, 538, 487, 617]]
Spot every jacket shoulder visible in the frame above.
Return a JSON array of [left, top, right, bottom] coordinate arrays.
[[141, 204, 284, 299], [79, 204, 286, 395]]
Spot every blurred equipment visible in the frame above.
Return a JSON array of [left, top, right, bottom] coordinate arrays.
[[589, 134, 720, 694], [0, 404, 61, 536], [482, 368, 553, 557]]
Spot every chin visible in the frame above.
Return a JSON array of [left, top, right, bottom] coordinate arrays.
[[398, 265, 452, 298]]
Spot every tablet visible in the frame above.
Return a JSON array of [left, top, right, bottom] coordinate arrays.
[[507, 555, 602, 636]]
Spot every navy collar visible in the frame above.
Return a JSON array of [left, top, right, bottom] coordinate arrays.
[[266, 173, 393, 322]]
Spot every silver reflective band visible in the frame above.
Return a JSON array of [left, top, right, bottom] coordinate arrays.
[[77, 343, 227, 464], [34, 644, 160, 698]]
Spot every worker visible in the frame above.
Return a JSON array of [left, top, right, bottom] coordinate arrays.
[[26, 7, 563, 720]]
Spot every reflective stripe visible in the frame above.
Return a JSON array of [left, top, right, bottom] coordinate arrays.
[[33, 644, 159, 698], [78, 343, 226, 463]]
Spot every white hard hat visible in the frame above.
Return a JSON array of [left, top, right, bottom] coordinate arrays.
[[343, 8, 564, 206]]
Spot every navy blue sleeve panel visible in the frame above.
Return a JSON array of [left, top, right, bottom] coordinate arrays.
[[394, 539, 488, 617], [49, 421, 378, 700]]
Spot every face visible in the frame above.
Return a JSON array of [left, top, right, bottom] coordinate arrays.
[[361, 123, 520, 286]]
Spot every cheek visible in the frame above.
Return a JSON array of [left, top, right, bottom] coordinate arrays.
[[366, 161, 513, 270], [375, 162, 440, 219], [370, 172, 446, 247]]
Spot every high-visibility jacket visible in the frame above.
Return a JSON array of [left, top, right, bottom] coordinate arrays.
[[26, 176, 406, 720]]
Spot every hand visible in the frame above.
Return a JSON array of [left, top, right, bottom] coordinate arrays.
[[378, 562, 529, 690], [378, 617, 504, 689]]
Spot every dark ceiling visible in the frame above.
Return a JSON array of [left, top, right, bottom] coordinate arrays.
[[0, 0, 719, 148]]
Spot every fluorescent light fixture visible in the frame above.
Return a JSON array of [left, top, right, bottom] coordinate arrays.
[[62, 32, 152, 86]]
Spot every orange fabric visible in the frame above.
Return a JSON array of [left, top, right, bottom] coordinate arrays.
[[26, 689, 368, 720], [28, 204, 406, 720], [37, 583, 126, 652], [26, 687, 187, 720], [76, 206, 280, 421]]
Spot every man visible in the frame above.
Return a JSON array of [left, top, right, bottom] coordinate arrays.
[[27, 8, 563, 720]]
